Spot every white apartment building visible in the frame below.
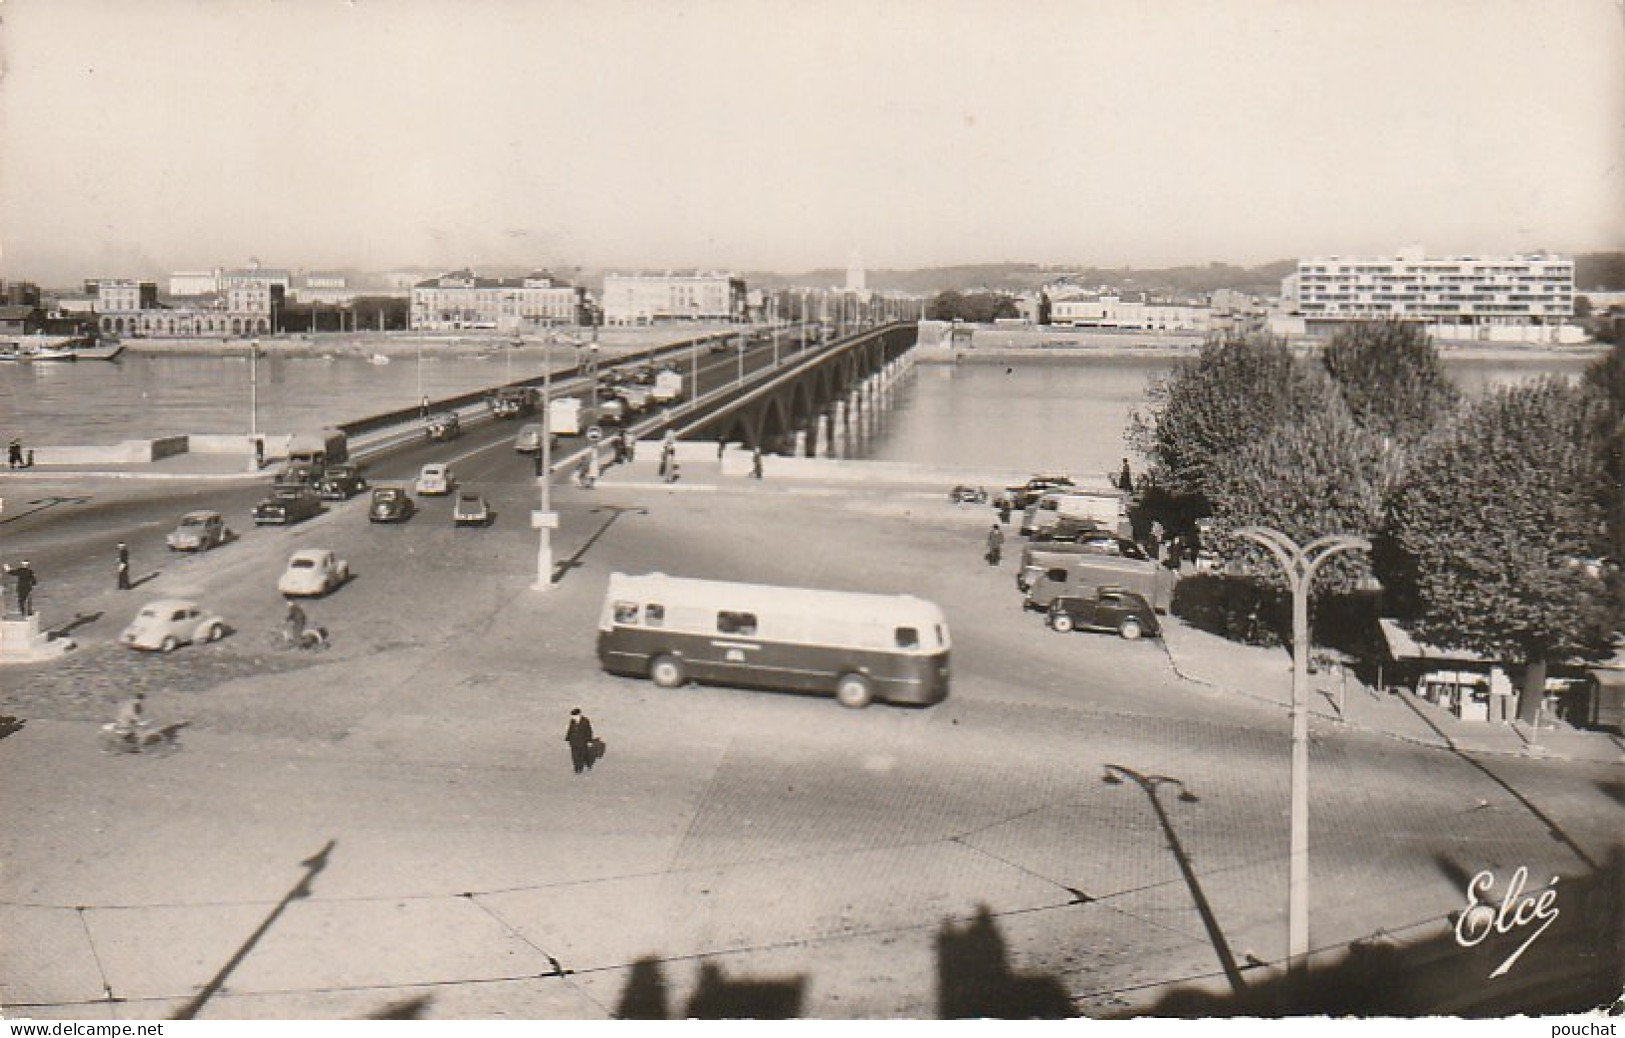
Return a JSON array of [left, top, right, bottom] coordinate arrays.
[[601, 272, 747, 326], [295, 272, 355, 306], [169, 270, 219, 297], [410, 270, 585, 332], [1281, 251, 1575, 340]]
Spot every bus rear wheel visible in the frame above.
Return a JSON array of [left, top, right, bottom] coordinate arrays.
[[835, 673, 874, 709], [650, 654, 686, 688]]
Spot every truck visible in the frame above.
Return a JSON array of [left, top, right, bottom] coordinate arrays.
[[286, 429, 348, 470], [1021, 490, 1129, 538], [652, 368, 683, 404], [1022, 554, 1175, 614], [489, 386, 536, 418], [547, 397, 598, 437]]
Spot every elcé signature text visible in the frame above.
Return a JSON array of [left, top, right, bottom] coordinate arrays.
[[1453, 865, 1559, 978]]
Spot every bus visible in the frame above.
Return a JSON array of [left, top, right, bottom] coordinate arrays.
[[597, 573, 951, 708]]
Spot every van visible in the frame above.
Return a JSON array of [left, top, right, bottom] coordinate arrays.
[[597, 572, 951, 708], [1017, 534, 1149, 592], [1021, 490, 1127, 537], [548, 397, 597, 437], [1023, 555, 1173, 613]]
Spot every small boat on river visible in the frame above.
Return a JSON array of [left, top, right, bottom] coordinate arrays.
[[0, 333, 124, 362]]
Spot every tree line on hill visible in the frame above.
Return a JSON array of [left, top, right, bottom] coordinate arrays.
[[1126, 323, 1624, 723]]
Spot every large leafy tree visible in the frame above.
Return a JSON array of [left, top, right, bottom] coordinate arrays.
[[1581, 344, 1625, 564], [1129, 335, 1327, 509], [1206, 386, 1388, 594], [1379, 377, 1614, 721], [1320, 321, 1461, 448]]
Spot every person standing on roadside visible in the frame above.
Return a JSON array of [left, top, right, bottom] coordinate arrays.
[[750, 446, 763, 480], [116, 543, 131, 591], [7, 438, 22, 469], [985, 524, 1004, 567], [14, 561, 36, 616], [565, 707, 596, 774]]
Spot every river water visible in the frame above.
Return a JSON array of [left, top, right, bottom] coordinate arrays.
[[0, 343, 1600, 481]]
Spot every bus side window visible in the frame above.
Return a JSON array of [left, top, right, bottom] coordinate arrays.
[[717, 611, 758, 636], [895, 626, 919, 649], [645, 603, 665, 627], [614, 601, 640, 624]]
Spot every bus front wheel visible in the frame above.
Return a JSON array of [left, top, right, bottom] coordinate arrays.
[[650, 654, 686, 688], [835, 673, 874, 709]]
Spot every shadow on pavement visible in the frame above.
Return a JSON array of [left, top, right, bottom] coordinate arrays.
[[1125, 849, 1625, 1018]]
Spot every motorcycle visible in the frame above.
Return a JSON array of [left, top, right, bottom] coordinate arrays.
[[99, 720, 189, 755]]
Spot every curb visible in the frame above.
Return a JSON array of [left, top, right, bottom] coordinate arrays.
[[1157, 637, 1618, 766]]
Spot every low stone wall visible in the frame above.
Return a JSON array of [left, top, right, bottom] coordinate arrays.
[[31, 440, 172, 465]]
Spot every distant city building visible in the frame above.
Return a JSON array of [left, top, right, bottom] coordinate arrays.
[[93, 275, 281, 338], [846, 252, 869, 299], [169, 270, 219, 297], [1276, 249, 1578, 342], [601, 272, 746, 326], [1, 281, 43, 307], [1047, 285, 1213, 332], [294, 272, 355, 306], [409, 270, 586, 331]]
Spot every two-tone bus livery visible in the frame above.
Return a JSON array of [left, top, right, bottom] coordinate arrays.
[[596, 573, 951, 708]]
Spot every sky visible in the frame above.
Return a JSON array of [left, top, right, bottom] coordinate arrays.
[[1, 0, 1622, 286]]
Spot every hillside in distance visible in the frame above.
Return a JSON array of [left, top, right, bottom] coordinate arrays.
[[749, 260, 1298, 297]]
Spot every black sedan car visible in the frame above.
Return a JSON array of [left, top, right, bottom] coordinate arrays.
[[252, 486, 323, 526], [1046, 587, 1160, 640], [317, 464, 369, 500], [368, 486, 416, 523]]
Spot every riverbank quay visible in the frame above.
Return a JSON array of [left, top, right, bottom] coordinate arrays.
[[915, 340, 1615, 365], [116, 325, 741, 359], [1, 449, 1619, 1019]]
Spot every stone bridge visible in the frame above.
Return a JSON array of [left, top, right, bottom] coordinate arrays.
[[673, 322, 918, 455]]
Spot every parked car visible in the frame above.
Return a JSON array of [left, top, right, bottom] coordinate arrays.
[[119, 599, 227, 652], [1030, 516, 1104, 542], [317, 463, 369, 500], [453, 492, 492, 527], [166, 510, 231, 552], [416, 463, 454, 496], [277, 548, 350, 597], [994, 473, 1076, 512], [1046, 587, 1161, 640], [369, 485, 416, 523], [252, 486, 323, 526], [426, 412, 462, 441]]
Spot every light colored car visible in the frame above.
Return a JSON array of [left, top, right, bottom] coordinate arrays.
[[119, 599, 227, 652], [514, 424, 545, 453], [453, 491, 492, 527], [276, 549, 350, 597], [166, 510, 231, 552], [416, 463, 454, 496]]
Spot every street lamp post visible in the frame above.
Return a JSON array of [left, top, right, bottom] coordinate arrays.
[[1235, 526, 1370, 976], [246, 338, 260, 472], [532, 335, 558, 591]]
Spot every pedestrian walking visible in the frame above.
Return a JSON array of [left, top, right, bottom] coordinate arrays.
[[116, 543, 131, 591], [14, 560, 36, 616], [750, 447, 763, 480], [565, 707, 596, 774], [998, 499, 1012, 525], [985, 524, 1004, 567], [7, 438, 22, 470], [1118, 458, 1133, 493], [283, 599, 307, 647]]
